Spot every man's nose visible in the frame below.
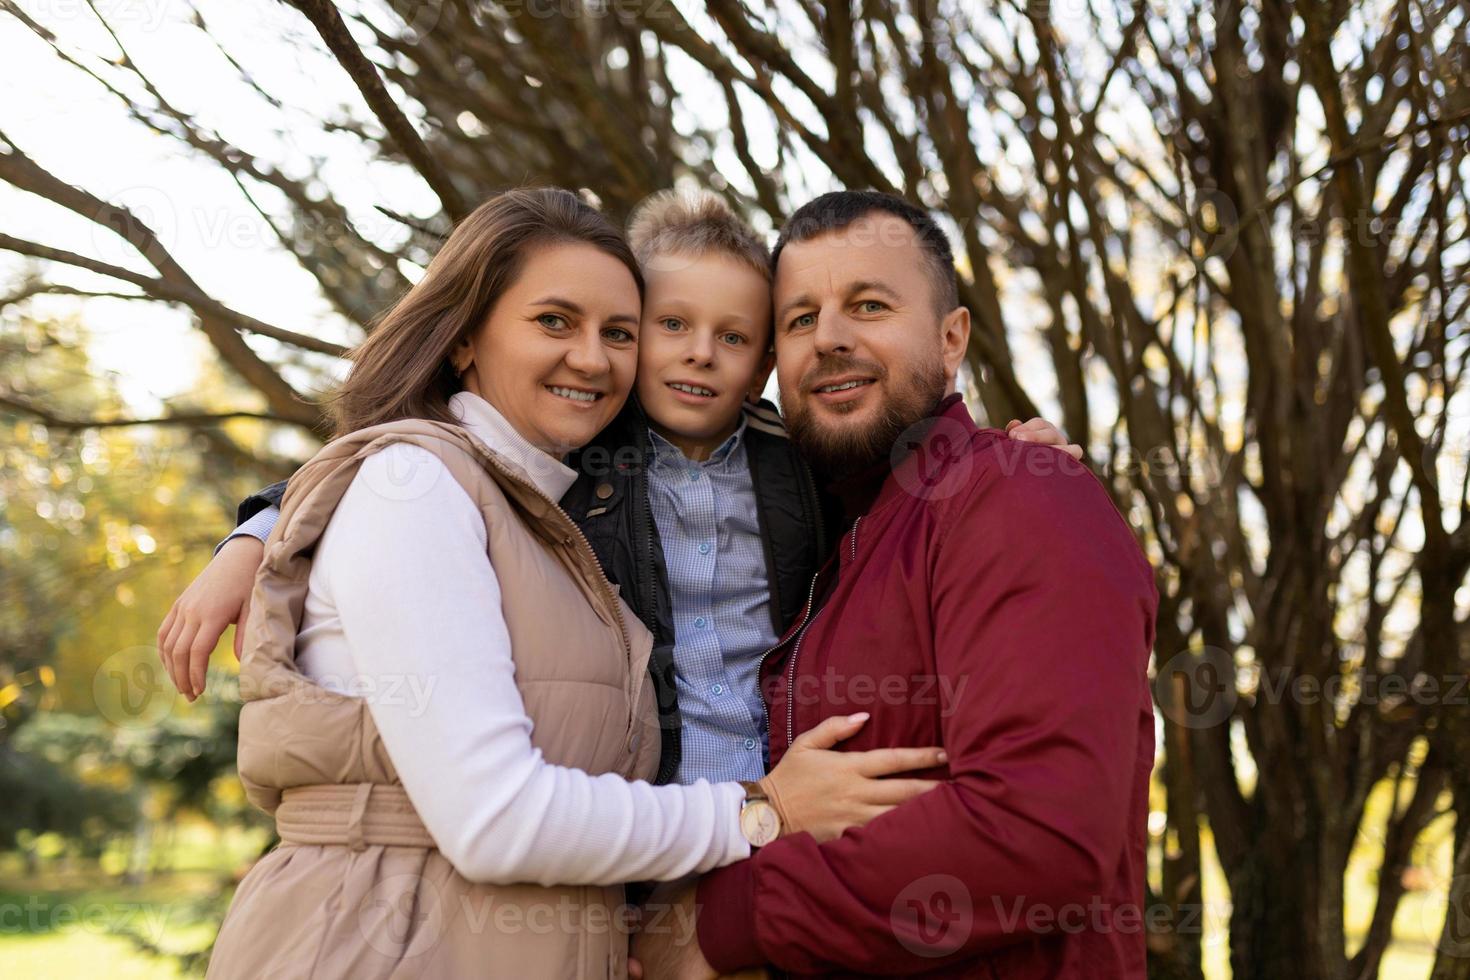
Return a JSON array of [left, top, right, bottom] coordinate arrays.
[[813, 308, 855, 355]]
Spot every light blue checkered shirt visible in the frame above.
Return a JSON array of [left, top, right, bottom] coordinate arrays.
[[647, 418, 777, 784]]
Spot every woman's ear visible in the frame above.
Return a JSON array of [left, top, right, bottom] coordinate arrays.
[[451, 336, 474, 375]]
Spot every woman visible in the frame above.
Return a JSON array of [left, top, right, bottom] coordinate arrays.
[[204, 188, 944, 979]]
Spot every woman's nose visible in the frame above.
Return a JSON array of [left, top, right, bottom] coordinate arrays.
[[565, 330, 611, 375]]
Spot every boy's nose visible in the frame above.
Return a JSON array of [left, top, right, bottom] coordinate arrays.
[[684, 333, 716, 365]]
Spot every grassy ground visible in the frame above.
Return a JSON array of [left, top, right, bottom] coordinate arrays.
[[0, 796, 1455, 978], [0, 821, 265, 979]]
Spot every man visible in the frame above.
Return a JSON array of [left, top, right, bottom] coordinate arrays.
[[634, 191, 1158, 978]]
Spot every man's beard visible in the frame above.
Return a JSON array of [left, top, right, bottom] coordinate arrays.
[[782, 352, 948, 481]]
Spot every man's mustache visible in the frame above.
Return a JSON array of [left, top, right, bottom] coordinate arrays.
[[800, 356, 887, 392]]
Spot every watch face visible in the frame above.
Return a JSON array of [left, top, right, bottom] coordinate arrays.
[[740, 800, 781, 847]]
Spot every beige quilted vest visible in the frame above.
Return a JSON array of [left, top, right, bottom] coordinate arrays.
[[207, 417, 661, 980]]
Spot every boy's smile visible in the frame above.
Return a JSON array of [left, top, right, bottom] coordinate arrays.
[[636, 252, 774, 461]]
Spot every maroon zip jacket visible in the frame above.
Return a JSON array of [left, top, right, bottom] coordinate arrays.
[[696, 394, 1158, 978]]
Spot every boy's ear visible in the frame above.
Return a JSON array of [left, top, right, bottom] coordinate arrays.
[[747, 350, 777, 404]]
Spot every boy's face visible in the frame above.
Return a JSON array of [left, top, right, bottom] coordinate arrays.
[[635, 251, 774, 457]]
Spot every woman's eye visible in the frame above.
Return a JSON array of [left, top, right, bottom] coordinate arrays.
[[604, 327, 635, 343], [537, 313, 569, 330]]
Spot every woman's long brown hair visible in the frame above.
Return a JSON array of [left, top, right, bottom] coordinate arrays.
[[327, 187, 643, 438]]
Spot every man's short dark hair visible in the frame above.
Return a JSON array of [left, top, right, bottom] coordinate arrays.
[[771, 190, 960, 315]]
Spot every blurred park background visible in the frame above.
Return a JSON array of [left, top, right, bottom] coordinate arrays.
[[1, 0, 1467, 976]]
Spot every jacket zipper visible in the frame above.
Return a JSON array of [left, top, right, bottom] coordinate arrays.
[[465, 443, 642, 746], [765, 516, 863, 753], [799, 456, 827, 562]]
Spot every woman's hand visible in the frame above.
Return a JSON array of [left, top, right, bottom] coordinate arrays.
[[156, 536, 264, 700], [1005, 417, 1084, 461], [760, 713, 946, 843]]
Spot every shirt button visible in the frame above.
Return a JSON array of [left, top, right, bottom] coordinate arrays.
[[711, 683, 724, 696], [689, 471, 701, 481], [694, 616, 707, 629], [743, 737, 758, 750], [698, 542, 711, 555]]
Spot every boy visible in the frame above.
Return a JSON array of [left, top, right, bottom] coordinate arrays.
[[157, 190, 1077, 787]]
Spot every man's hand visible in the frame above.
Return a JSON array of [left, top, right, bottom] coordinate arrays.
[[156, 536, 264, 700], [1005, 417, 1084, 461], [631, 879, 717, 980]]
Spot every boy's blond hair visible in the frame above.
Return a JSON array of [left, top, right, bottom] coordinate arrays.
[[627, 189, 771, 281]]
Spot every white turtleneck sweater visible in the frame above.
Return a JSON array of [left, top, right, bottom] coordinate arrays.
[[293, 389, 749, 885]]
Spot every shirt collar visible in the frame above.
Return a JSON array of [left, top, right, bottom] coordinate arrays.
[[648, 412, 749, 469], [448, 390, 579, 501]]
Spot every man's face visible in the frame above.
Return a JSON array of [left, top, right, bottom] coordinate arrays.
[[773, 212, 970, 476]]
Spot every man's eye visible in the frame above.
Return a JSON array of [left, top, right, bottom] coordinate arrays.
[[859, 300, 886, 313], [790, 313, 816, 330], [537, 313, 569, 330]]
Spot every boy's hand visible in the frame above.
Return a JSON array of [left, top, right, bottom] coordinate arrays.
[[156, 536, 264, 700], [1005, 417, 1084, 461]]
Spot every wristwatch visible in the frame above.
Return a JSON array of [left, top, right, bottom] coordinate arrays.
[[738, 780, 782, 847]]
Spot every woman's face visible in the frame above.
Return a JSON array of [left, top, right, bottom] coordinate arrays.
[[455, 241, 641, 456]]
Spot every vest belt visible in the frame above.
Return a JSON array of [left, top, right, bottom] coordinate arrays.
[[276, 783, 435, 851]]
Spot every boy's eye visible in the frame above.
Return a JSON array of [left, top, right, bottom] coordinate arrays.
[[660, 317, 684, 332], [789, 313, 817, 331], [537, 313, 570, 330], [720, 332, 746, 346]]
